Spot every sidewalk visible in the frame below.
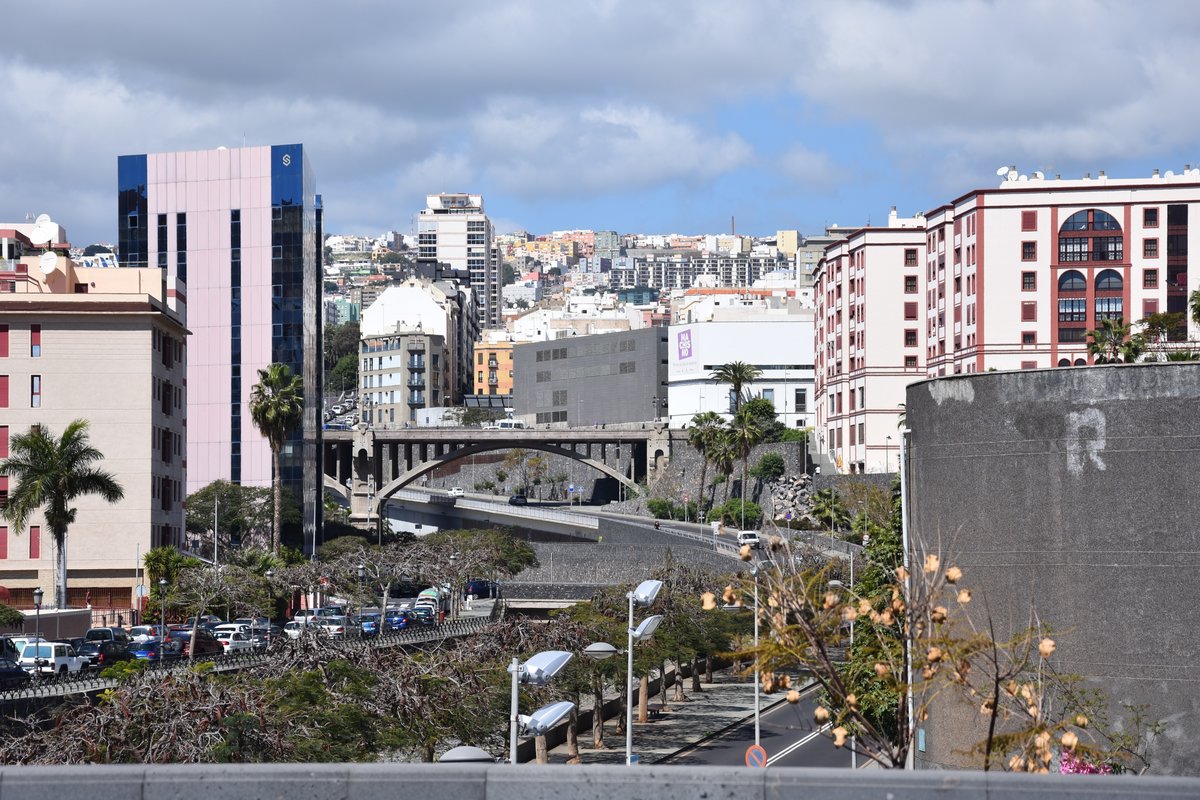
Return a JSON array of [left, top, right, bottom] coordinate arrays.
[[543, 670, 765, 765]]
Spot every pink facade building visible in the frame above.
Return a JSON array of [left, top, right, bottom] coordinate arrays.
[[816, 170, 1199, 474], [118, 145, 323, 552]]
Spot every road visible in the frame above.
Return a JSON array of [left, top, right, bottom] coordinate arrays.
[[665, 687, 852, 768]]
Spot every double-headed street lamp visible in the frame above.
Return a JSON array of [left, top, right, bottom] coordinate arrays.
[[508, 649, 575, 765], [626, 579, 665, 765]]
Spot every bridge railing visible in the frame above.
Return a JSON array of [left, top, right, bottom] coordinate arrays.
[[391, 489, 602, 530]]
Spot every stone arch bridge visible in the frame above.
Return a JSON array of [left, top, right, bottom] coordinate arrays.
[[323, 425, 672, 526]]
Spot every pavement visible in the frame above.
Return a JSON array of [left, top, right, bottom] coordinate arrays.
[[543, 669, 774, 765]]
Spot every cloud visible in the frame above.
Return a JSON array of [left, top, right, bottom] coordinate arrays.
[[778, 144, 843, 191], [480, 103, 753, 195]]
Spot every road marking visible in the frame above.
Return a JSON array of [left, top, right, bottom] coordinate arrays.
[[767, 723, 830, 765]]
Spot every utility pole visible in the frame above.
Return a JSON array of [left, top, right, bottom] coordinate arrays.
[[213, 493, 220, 565]]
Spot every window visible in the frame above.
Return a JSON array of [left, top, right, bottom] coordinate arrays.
[[0, 526, 6, 560], [1022, 331, 1036, 345], [1021, 361, 1037, 370], [0, 375, 6, 407], [1022, 272, 1037, 291], [1144, 238, 1158, 258], [794, 388, 806, 411], [1058, 270, 1086, 292], [30, 324, 40, 357], [905, 356, 918, 368], [1144, 208, 1159, 228], [1143, 299, 1158, 317], [904, 275, 918, 293], [0, 324, 7, 358], [0, 425, 7, 459], [904, 249, 918, 267], [1095, 269, 1123, 291], [903, 302, 918, 320], [1144, 269, 1158, 288], [904, 329, 917, 347], [1095, 296, 1123, 321], [1021, 302, 1037, 322], [29, 525, 39, 559], [1058, 298, 1087, 322], [1021, 210, 1037, 231], [1022, 242, 1037, 261]]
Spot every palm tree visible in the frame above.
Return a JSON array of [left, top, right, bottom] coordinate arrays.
[[1191, 288, 1200, 329], [688, 412, 725, 515], [707, 433, 737, 504], [728, 408, 763, 530], [0, 420, 123, 609], [709, 361, 763, 415], [810, 488, 849, 535], [249, 363, 304, 554], [1086, 318, 1143, 364]]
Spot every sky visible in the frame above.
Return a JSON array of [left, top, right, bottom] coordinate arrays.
[[4, 0, 1200, 246]]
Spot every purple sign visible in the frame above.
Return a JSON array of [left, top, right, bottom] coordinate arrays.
[[677, 329, 693, 360]]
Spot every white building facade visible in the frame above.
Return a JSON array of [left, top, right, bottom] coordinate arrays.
[[416, 193, 500, 329]]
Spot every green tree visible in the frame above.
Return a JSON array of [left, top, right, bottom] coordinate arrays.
[[1086, 318, 1143, 364], [707, 434, 737, 503], [0, 420, 124, 609], [249, 364, 304, 554], [810, 488, 850, 533], [323, 321, 360, 376], [739, 396, 788, 442], [750, 452, 786, 482], [688, 412, 725, 512], [461, 406, 503, 426], [1191, 288, 1200, 328], [709, 361, 763, 414], [502, 262, 518, 285], [327, 354, 358, 395], [0, 602, 24, 627]]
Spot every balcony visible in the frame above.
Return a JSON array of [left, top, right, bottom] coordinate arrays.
[[407, 340, 425, 352], [407, 392, 426, 406], [407, 377, 425, 388], [407, 359, 425, 370]]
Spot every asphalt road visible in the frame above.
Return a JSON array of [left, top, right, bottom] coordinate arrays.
[[666, 689, 852, 768]]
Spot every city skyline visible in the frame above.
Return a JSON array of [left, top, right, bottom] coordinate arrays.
[[3, 1, 1199, 246]]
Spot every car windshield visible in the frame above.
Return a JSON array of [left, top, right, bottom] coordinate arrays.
[[24, 645, 54, 657]]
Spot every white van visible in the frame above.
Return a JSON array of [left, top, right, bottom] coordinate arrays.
[[484, 419, 527, 430], [736, 530, 762, 550]]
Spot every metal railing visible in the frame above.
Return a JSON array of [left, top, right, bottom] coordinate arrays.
[[0, 602, 506, 703]]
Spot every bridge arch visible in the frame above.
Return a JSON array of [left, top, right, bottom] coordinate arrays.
[[372, 440, 639, 512]]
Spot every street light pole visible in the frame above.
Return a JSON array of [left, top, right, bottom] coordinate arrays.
[[32, 586, 43, 642], [752, 564, 760, 747], [213, 493, 220, 565], [159, 577, 168, 628], [625, 579, 664, 765]]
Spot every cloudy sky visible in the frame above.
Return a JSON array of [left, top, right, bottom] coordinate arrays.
[[4, 0, 1199, 246]]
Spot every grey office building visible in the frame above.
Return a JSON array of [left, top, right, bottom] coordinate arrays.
[[513, 327, 668, 425]]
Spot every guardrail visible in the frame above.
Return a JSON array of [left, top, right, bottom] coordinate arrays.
[[392, 489, 601, 529], [0, 601, 506, 703]]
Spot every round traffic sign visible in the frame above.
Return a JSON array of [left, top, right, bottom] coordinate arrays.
[[745, 744, 767, 768]]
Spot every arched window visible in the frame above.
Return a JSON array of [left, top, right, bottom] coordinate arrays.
[[1059, 209, 1123, 263], [1058, 358, 1071, 367], [1058, 270, 1086, 292], [1074, 358, 1087, 366], [1095, 269, 1123, 291]]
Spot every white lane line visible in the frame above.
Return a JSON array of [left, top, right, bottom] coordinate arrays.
[[767, 723, 830, 765]]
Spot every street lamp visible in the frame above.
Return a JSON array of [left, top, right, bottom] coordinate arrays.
[[885, 435, 893, 473], [368, 475, 378, 546], [448, 553, 458, 620], [508, 650, 575, 764], [32, 586, 43, 642], [265, 569, 274, 647], [626, 579, 664, 765], [829, 576, 857, 769], [158, 577, 168, 628]]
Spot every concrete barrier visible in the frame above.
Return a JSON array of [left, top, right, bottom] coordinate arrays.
[[0, 763, 1195, 800]]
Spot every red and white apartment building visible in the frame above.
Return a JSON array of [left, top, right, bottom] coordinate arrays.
[[815, 169, 1198, 474]]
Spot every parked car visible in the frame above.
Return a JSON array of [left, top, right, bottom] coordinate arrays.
[[184, 615, 222, 628], [213, 623, 251, 639], [85, 627, 131, 645], [131, 639, 183, 664], [167, 629, 224, 659], [408, 606, 436, 626], [0, 657, 32, 689], [19, 642, 85, 675], [214, 630, 256, 654], [92, 641, 138, 670], [358, 613, 381, 637], [246, 626, 280, 648], [56, 637, 89, 654], [8, 636, 47, 657], [283, 621, 306, 640], [383, 609, 411, 631], [130, 625, 167, 643], [314, 606, 347, 618], [448, 486, 465, 497], [312, 615, 359, 639], [232, 617, 270, 629], [293, 609, 320, 625], [508, 494, 528, 506]]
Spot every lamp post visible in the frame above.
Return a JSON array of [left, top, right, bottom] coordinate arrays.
[[265, 569, 274, 648], [448, 553, 458, 620], [829, 573, 857, 769], [32, 586, 43, 642], [626, 579, 665, 765], [368, 475, 378, 546], [508, 650, 575, 764], [751, 564, 760, 748], [885, 435, 892, 474], [158, 577, 168, 628]]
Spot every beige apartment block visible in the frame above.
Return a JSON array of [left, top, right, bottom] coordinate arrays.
[[0, 229, 186, 614]]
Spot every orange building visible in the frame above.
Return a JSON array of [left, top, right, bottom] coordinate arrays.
[[473, 339, 515, 396]]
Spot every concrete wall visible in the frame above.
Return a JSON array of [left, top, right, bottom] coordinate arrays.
[[905, 362, 1200, 775], [0, 763, 1194, 800]]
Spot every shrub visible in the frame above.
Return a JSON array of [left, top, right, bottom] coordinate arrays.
[[710, 499, 762, 529]]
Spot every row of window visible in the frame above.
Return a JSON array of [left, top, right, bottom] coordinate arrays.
[[0, 525, 41, 560], [0, 324, 41, 358], [0, 375, 40, 407]]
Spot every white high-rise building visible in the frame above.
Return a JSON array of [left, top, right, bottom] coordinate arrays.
[[416, 194, 499, 330]]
